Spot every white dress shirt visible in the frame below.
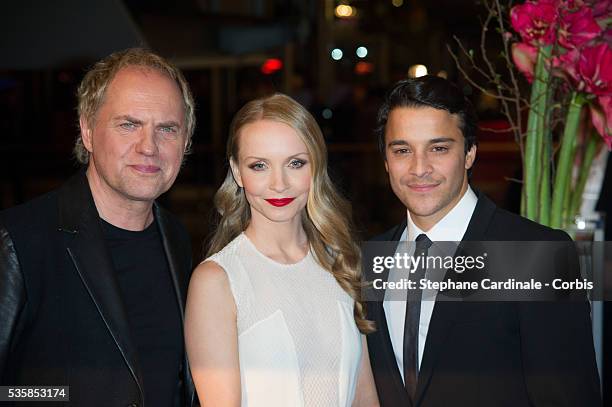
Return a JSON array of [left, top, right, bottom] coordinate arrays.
[[383, 186, 478, 383]]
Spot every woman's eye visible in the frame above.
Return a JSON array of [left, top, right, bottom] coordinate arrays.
[[249, 162, 266, 171], [289, 159, 306, 168]]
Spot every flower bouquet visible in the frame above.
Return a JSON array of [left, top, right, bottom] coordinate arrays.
[[450, 0, 611, 229]]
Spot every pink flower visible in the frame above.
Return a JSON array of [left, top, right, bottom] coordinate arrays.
[[577, 43, 612, 96], [510, 0, 559, 46], [591, 96, 612, 149], [553, 48, 580, 83], [558, 7, 602, 50], [512, 42, 538, 82], [587, 0, 612, 21], [567, 0, 611, 19], [555, 44, 612, 94]]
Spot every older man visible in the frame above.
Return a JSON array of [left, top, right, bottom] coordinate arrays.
[[0, 48, 196, 406]]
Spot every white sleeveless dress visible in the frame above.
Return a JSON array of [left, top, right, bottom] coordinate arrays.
[[205, 233, 362, 407]]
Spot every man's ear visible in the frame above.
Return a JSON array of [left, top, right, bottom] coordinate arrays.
[[384, 159, 389, 173], [465, 145, 477, 170], [79, 116, 94, 153], [229, 158, 243, 188]]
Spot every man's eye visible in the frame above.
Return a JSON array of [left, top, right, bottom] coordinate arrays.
[[393, 148, 410, 155], [249, 162, 266, 171], [120, 122, 137, 130], [289, 159, 306, 168], [159, 126, 177, 133], [432, 146, 448, 152]]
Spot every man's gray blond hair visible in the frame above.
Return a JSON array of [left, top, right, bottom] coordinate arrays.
[[74, 48, 195, 164]]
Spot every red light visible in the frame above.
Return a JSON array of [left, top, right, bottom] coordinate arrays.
[[261, 59, 283, 74], [355, 61, 374, 75]]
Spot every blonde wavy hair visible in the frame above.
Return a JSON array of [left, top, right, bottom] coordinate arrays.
[[207, 93, 374, 334], [74, 48, 196, 164]]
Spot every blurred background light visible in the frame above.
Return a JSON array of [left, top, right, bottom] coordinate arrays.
[[355, 61, 374, 75], [260, 58, 283, 74], [356, 46, 368, 58], [331, 48, 343, 60], [335, 5, 355, 18], [408, 64, 428, 78]]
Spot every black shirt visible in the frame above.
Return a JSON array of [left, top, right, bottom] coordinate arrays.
[[101, 218, 183, 407]]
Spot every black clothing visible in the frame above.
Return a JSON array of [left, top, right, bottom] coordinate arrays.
[[101, 219, 184, 407], [403, 234, 432, 401], [366, 192, 601, 407], [0, 171, 196, 407]]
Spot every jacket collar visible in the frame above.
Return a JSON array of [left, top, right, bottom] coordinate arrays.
[[58, 170, 194, 405], [460, 190, 497, 241], [154, 203, 189, 322], [58, 170, 145, 401]]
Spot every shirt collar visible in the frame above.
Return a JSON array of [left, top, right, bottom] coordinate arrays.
[[403, 186, 478, 242]]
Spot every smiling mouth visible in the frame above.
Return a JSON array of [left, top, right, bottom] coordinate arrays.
[[408, 184, 439, 192], [265, 198, 295, 207], [131, 165, 161, 174]]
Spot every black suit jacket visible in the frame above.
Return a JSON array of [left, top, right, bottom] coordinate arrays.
[[0, 171, 196, 407], [366, 192, 601, 407]]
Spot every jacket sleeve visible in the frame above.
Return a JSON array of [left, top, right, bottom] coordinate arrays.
[[0, 226, 26, 381], [519, 236, 601, 406]]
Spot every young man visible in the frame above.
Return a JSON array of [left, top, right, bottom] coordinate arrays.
[[0, 48, 196, 406], [366, 75, 601, 406]]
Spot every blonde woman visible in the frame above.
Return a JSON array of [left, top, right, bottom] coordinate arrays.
[[185, 94, 380, 406]]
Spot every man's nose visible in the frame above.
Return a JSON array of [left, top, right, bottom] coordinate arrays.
[[409, 152, 433, 177], [135, 128, 158, 156]]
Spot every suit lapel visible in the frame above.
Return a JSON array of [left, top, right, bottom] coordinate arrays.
[[369, 221, 413, 404], [58, 172, 144, 401], [373, 221, 407, 284], [371, 301, 413, 405], [154, 204, 189, 321], [460, 191, 496, 242], [413, 300, 458, 405], [414, 191, 497, 404], [154, 203, 196, 406]]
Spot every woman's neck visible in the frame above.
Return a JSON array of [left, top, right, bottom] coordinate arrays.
[[244, 211, 309, 264]]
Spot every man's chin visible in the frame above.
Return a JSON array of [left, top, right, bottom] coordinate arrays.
[[120, 187, 165, 203], [402, 197, 440, 216]]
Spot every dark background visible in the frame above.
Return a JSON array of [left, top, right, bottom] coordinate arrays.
[[0, 0, 525, 250], [0, 1, 608, 401]]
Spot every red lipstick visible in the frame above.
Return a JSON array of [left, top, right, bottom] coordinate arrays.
[[265, 198, 295, 207]]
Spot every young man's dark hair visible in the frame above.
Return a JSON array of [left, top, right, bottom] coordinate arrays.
[[375, 75, 478, 158]]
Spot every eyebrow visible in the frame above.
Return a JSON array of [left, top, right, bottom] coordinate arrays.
[[157, 121, 181, 129], [387, 137, 456, 148], [244, 152, 310, 161], [429, 137, 456, 144], [113, 115, 143, 125], [112, 115, 181, 129], [387, 140, 409, 148]]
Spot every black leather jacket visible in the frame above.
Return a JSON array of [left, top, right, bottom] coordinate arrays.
[[0, 171, 196, 407]]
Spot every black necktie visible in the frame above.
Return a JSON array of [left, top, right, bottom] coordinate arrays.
[[403, 233, 432, 401]]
